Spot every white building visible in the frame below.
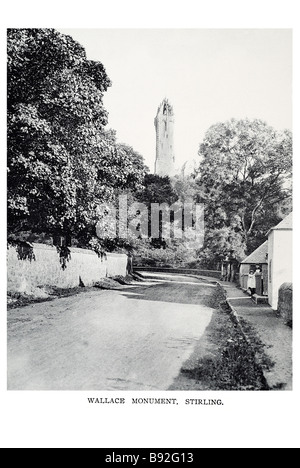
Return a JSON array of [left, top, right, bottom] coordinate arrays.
[[267, 212, 293, 310], [239, 240, 268, 295]]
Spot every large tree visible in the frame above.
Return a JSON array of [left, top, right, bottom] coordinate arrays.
[[7, 29, 147, 247], [132, 174, 201, 265], [136, 174, 178, 206], [197, 118, 292, 264]]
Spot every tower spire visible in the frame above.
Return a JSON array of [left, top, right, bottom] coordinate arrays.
[[154, 98, 175, 176]]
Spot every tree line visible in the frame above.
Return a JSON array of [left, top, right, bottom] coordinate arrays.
[[7, 29, 292, 268]]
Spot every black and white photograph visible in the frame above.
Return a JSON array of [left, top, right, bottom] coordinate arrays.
[[6, 27, 293, 392], [1, 0, 299, 450]]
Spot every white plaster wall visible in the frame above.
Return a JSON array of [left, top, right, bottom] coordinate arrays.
[[268, 230, 292, 310]]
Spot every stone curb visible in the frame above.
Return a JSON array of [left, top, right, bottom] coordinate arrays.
[[216, 281, 251, 344]]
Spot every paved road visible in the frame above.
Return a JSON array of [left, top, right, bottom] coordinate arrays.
[[7, 274, 215, 390]]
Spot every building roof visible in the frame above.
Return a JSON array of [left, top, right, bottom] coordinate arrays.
[[269, 212, 293, 232], [241, 240, 268, 265]]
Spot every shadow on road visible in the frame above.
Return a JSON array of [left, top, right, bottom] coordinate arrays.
[[120, 281, 219, 309]]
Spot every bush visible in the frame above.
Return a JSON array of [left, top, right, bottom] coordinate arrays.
[[278, 283, 293, 327]]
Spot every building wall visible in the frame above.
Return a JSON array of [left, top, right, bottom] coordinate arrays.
[[7, 243, 128, 294], [268, 230, 293, 310]]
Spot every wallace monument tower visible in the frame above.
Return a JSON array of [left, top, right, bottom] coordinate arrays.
[[154, 99, 175, 177]]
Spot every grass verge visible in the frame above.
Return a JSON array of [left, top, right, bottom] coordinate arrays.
[[170, 288, 274, 391]]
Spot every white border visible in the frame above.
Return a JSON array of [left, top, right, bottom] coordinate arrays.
[[1, 0, 300, 449]]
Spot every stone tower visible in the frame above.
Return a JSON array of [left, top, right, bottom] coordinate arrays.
[[154, 98, 175, 176]]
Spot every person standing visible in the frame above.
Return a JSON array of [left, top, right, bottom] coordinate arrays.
[[247, 270, 256, 296]]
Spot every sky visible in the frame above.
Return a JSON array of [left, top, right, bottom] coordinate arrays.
[[62, 29, 291, 172]]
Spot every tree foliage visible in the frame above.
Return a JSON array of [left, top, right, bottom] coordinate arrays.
[[136, 174, 178, 206], [196, 118, 292, 264], [7, 29, 147, 249]]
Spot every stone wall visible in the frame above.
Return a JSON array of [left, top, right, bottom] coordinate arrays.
[[278, 283, 293, 327], [133, 266, 221, 279], [7, 243, 128, 294]]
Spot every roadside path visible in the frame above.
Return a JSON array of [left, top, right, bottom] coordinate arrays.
[[222, 282, 292, 390]]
